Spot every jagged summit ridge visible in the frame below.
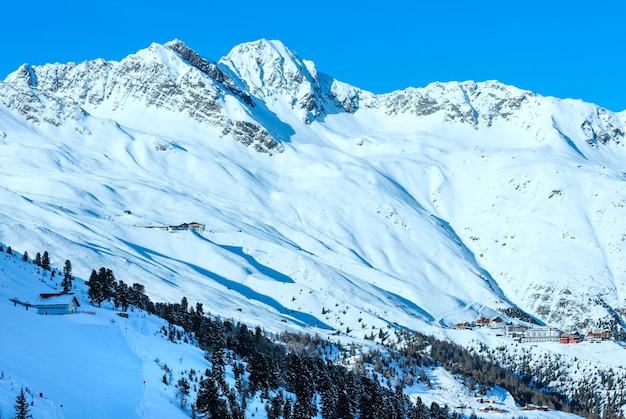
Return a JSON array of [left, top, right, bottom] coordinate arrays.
[[2, 38, 624, 151], [0, 41, 283, 153], [163, 39, 255, 107]]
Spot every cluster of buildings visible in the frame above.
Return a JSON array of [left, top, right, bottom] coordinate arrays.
[[141, 221, 206, 234], [455, 316, 612, 344]]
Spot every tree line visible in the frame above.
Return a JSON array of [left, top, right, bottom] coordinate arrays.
[[66, 262, 626, 419], [85, 266, 463, 418], [4, 240, 623, 418], [2, 245, 74, 293]]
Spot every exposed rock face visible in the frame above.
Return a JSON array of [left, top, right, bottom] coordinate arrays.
[[3, 39, 624, 153], [164, 39, 255, 107], [581, 107, 624, 146], [1, 41, 283, 153], [0, 64, 90, 133]]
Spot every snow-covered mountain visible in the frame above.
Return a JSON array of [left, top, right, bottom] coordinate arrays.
[[1, 38, 626, 340]]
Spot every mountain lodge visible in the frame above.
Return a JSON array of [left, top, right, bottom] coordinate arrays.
[[32, 293, 80, 315]]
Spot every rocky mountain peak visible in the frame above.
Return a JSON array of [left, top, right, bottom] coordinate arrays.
[[0, 41, 282, 153], [4, 64, 38, 88], [222, 39, 310, 87], [367, 79, 535, 128], [220, 39, 333, 123]]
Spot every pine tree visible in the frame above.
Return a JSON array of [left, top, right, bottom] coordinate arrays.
[[87, 269, 104, 307], [100, 267, 116, 301], [226, 387, 244, 419], [41, 250, 51, 270], [62, 259, 73, 293], [22, 251, 29, 262], [86, 267, 117, 306], [7, 246, 12, 255], [288, 356, 317, 419], [336, 379, 356, 419], [176, 377, 191, 409], [210, 349, 229, 398], [113, 280, 130, 312], [320, 381, 338, 419], [196, 375, 230, 419], [430, 401, 444, 419], [14, 388, 32, 419], [266, 390, 284, 419], [283, 397, 293, 419], [181, 296, 189, 313], [129, 283, 151, 311], [34, 252, 41, 267]]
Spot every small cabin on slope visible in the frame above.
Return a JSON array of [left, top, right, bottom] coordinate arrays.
[[145, 221, 206, 234], [32, 293, 80, 315], [167, 222, 205, 234]]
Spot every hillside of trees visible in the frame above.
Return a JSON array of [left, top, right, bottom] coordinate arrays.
[[4, 244, 624, 418], [83, 260, 625, 418]]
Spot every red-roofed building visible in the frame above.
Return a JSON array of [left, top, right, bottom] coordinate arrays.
[[559, 332, 583, 344], [587, 329, 611, 342]]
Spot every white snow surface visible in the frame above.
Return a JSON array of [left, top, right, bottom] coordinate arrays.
[[0, 38, 626, 417], [0, 252, 207, 419]]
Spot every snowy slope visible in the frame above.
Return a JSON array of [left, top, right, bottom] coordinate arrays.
[[2, 242, 594, 419], [1, 38, 626, 341], [0, 250, 208, 419]]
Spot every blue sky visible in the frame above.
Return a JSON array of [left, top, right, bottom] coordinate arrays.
[[2, 0, 625, 111]]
